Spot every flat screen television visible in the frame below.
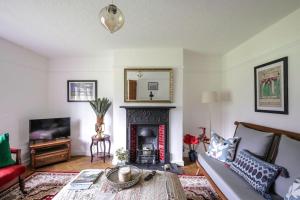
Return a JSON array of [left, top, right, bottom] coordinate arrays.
[[29, 117, 70, 141]]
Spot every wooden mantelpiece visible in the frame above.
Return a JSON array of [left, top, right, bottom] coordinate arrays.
[[29, 138, 71, 169]]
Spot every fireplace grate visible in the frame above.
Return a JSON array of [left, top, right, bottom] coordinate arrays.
[[136, 149, 158, 164]]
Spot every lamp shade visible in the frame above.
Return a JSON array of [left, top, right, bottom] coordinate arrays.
[[201, 91, 217, 103]]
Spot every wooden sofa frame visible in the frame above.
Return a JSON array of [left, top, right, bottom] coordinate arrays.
[[196, 121, 300, 200]]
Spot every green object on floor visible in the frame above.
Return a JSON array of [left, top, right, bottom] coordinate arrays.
[[0, 133, 15, 168]]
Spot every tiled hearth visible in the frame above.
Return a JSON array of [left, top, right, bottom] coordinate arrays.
[[120, 106, 175, 165]]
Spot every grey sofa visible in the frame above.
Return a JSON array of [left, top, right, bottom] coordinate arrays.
[[197, 121, 300, 200]]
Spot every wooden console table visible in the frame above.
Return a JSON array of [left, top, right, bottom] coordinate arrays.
[[30, 138, 71, 169]]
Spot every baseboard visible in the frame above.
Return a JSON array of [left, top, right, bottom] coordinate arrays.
[[70, 151, 184, 166], [71, 151, 90, 156], [171, 160, 184, 166]]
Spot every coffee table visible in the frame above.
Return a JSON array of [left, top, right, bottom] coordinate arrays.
[[53, 169, 186, 200]]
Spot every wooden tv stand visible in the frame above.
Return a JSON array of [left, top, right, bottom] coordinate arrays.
[[29, 138, 71, 169]]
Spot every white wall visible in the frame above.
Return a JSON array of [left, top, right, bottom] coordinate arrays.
[[47, 55, 114, 155], [222, 8, 300, 138], [183, 50, 222, 154], [112, 48, 184, 166], [0, 38, 48, 163], [45, 49, 186, 166], [46, 48, 225, 165]]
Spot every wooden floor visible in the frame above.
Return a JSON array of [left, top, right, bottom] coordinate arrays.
[[28, 156, 199, 176]]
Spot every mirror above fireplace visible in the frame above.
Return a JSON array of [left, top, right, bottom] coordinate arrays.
[[124, 68, 173, 103]]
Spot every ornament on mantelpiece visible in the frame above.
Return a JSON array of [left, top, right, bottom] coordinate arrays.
[[149, 91, 154, 100]]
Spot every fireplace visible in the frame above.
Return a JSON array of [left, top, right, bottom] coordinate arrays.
[[120, 106, 175, 164]]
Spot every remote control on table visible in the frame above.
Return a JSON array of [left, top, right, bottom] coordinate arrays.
[[144, 171, 156, 181]]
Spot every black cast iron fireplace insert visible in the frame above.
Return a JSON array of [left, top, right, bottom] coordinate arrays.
[[120, 106, 175, 164]]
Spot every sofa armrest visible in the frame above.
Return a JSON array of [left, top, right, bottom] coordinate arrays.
[[10, 148, 21, 165]]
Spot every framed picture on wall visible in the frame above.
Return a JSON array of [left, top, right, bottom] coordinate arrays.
[[67, 80, 97, 102], [148, 82, 159, 90], [254, 57, 288, 114]]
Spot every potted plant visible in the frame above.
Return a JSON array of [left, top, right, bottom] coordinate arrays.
[[89, 97, 112, 139], [183, 134, 199, 162], [115, 147, 128, 166]]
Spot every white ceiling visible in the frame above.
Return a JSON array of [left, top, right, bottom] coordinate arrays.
[[0, 0, 300, 58]]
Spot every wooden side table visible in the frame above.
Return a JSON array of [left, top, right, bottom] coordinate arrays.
[[90, 134, 111, 163]]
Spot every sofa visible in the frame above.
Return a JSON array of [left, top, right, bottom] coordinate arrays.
[[0, 148, 26, 193], [196, 121, 300, 200]]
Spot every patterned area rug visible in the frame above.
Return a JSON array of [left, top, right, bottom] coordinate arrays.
[[179, 175, 219, 200], [0, 172, 219, 200]]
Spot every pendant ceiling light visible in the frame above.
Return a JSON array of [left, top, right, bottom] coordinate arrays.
[[99, 2, 125, 33]]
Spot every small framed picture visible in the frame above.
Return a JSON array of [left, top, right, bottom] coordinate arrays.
[[254, 57, 288, 114], [67, 80, 97, 102], [148, 82, 159, 90]]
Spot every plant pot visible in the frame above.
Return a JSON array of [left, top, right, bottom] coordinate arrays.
[[95, 116, 105, 133], [97, 116, 104, 124], [96, 131, 104, 139], [188, 150, 197, 162], [117, 160, 126, 166]]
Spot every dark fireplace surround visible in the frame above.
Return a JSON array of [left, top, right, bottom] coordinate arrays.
[[120, 106, 175, 164]]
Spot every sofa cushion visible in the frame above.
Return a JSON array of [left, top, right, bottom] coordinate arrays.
[[274, 136, 300, 198], [0, 165, 25, 187], [198, 152, 271, 200], [230, 150, 281, 199], [0, 133, 15, 168], [285, 178, 300, 200], [234, 124, 274, 159], [206, 132, 240, 163]]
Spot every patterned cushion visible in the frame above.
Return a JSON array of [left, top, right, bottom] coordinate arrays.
[[230, 150, 281, 199], [0, 133, 15, 168], [206, 132, 240, 163], [285, 178, 300, 200]]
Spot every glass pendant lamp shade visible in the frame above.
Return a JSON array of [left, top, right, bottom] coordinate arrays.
[[99, 4, 125, 33]]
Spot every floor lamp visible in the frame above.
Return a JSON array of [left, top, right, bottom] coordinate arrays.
[[201, 91, 217, 139]]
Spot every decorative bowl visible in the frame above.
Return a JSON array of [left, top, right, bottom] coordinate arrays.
[[105, 165, 142, 190]]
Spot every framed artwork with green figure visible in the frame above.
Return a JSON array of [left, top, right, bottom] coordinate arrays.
[[254, 57, 288, 114]]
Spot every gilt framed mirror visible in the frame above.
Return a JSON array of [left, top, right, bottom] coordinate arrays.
[[124, 68, 173, 103]]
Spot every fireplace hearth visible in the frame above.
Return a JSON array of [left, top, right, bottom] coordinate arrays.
[[120, 106, 175, 164]]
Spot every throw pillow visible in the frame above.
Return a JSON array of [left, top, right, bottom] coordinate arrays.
[[206, 132, 240, 163], [274, 136, 300, 197], [285, 178, 300, 200], [0, 133, 16, 168], [234, 124, 274, 160], [230, 149, 281, 199]]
